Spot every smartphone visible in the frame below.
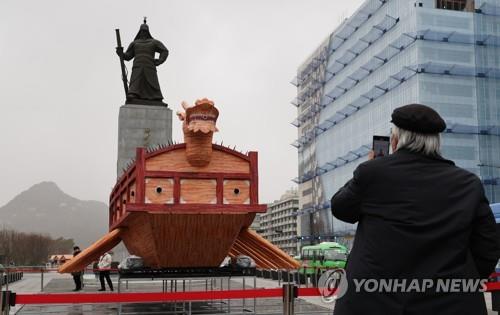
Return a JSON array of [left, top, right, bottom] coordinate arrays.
[[372, 136, 390, 158]]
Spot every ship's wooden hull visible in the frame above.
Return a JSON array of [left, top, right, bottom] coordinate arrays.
[[120, 212, 255, 267]]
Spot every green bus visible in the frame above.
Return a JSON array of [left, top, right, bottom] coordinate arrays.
[[298, 242, 348, 275]]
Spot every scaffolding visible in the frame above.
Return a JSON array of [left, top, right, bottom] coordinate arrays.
[[294, 120, 500, 186], [291, 0, 388, 102], [293, 25, 500, 133], [292, 13, 400, 125]]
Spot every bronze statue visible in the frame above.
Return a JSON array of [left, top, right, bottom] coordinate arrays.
[[116, 19, 169, 106]]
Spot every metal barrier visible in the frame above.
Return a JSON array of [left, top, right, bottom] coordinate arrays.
[[0, 285, 321, 315], [0, 271, 24, 291], [5, 266, 500, 315], [1, 267, 42, 292], [115, 267, 262, 315], [0, 266, 332, 315]]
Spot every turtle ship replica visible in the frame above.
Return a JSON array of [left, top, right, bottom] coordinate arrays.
[[60, 99, 299, 273]]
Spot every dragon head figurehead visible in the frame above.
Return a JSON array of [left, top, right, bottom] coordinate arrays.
[[177, 98, 219, 167]]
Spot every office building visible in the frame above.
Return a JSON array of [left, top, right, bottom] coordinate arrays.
[[258, 189, 299, 256], [293, 0, 500, 245]]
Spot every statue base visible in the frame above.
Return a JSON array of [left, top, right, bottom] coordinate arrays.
[[117, 103, 172, 178], [126, 98, 168, 107]]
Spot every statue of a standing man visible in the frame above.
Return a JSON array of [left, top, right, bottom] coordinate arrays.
[[116, 20, 169, 105]]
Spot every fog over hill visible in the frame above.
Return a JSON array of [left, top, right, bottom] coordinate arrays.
[[0, 181, 108, 247]]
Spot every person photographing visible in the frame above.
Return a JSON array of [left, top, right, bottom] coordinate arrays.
[[331, 104, 500, 315]]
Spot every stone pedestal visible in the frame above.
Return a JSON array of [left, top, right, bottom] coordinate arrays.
[[117, 104, 172, 178]]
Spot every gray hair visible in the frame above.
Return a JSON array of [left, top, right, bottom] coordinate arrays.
[[392, 125, 441, 156]]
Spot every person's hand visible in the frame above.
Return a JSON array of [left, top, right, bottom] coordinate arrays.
[[115, 47, 124, 57], [368, 150, 375, 160], [154, 59, 162, 66]]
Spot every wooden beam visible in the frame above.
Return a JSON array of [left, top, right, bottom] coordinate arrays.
[[173, 176, 180, 204], [126, 203, 267, 214], [216, 175, 223, 205], [144, 143, 251, 162], [109, 212, 132, 231], [110, 175, 136, 205], [136, 148, 146, 203], [144, 171, 251, 180], [58, 228, 123, 273], [249, 152, 259, 204]]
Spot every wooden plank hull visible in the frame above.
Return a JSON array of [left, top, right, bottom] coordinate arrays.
[[58, 224, 300, 273], [120, 212, 248, 268]]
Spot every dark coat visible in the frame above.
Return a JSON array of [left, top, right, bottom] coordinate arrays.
[[71, 249, 82, 276], [331, 149, 500, 315]]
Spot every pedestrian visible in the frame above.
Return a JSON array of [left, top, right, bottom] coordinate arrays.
[[98, 251, 114, 291], [71, 246, 83, 291], [331, 104, 500, 315]]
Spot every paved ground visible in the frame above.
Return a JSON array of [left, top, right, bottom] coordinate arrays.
[[10, 272, 330, 315], [4, 272, 63, 314], [4, 272, 499, 314]]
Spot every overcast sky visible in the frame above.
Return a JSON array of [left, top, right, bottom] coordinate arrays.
[[0, 0, 364, 206]]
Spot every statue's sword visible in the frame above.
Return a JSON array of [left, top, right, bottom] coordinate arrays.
[[115, 29, 129, 96]]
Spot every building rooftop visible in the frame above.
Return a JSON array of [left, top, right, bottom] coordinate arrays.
[[269, 188, 298, 205]]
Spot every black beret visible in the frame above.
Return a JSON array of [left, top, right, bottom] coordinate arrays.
[[391, 104, 446, 134]]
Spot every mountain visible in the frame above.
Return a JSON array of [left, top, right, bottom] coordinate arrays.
[[0, 182, 108, 248]]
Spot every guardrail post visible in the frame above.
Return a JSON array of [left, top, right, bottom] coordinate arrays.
[[282, 284, 297, 315], [253, 273, 257, 314], [3, 292, 9, 315], [40, 267, 44, 292], [492, 290, 500, 313], [1, 291, 14, 315]]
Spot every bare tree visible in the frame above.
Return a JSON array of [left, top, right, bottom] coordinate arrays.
[[0, 228, 74, 266]]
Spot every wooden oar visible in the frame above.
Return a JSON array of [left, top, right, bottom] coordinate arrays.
[[58, 228, 123, 273], [231, 228, 300, 269]]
